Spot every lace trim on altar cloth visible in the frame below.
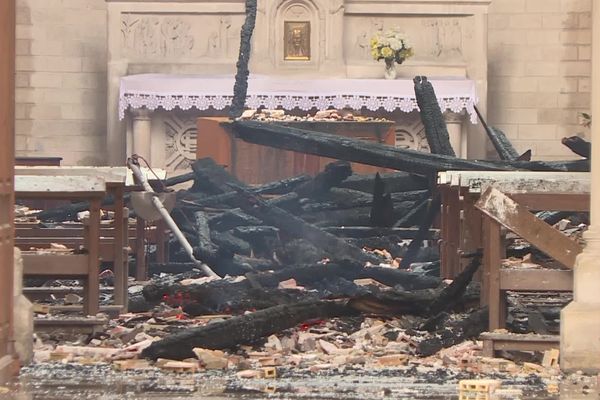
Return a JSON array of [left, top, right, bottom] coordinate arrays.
[[119, 93, 478, 123]]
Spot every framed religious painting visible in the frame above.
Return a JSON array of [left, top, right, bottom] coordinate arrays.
[[284, 21, 310, 61]]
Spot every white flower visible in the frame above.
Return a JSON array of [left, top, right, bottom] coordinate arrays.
[[388, 38, 402, 51]]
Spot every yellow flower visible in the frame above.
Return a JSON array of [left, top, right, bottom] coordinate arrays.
[[371, 48, 380, 60], [370, 37, 378, 47], [381, 46, 393, 59]]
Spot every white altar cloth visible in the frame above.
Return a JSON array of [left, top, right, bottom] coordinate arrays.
[[119, 74, 479, 123]]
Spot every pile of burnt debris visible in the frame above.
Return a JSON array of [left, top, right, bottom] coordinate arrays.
[[21, 77, 590, 386]]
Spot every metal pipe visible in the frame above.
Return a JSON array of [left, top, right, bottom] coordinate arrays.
[[127, 157, 220, 279]]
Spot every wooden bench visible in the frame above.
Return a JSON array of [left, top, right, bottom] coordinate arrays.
[[15, 175, 106, 315]]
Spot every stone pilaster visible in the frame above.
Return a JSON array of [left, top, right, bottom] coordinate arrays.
[[560, 0, 600, 373], [132, 108, 153, 163]]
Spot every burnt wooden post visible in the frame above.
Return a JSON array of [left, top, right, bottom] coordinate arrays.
[[229, 0, 258, 119]]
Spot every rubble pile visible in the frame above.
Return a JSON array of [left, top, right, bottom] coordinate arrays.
[[238, 108, 392, 123]]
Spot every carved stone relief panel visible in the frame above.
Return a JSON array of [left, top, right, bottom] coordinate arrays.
[[345, 16, 465, 63], [164, 112, 198, 171], [121, 13, 243, 61], [394, 112, 430, 153]]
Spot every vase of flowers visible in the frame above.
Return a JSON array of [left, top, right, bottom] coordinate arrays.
[[371, 29, 414, 80]]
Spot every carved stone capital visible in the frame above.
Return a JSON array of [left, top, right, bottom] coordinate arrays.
[[443, 111, 464, 124], [132, 108, 152, 121]]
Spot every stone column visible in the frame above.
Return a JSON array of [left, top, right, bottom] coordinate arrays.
[[444, 111, 465, 158], [132, 109, 152, 163], [560, 1, 600, 373]]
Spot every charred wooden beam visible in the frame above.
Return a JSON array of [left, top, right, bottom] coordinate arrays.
[[370, 172, 395, 227], [142, 262, 442, 306], [400, 194, 442, 268], [294, 161, 352, 198], [416, 308, 488, 356], [181, 174, 310, 208], [337, 172, 428, 194], [414, 76, 456, 156], [393, 194, 431, 228], [193, 211, 219, 261], [229, 0, 257, 118], [141, 300, 356, 360], [562, 136, 591, 158], [323, 226, 439, 240], [229, 185, 380, 264], [475, 105, 521, 161], [190, 158, 246, 195], [231, 120, 513, 176]]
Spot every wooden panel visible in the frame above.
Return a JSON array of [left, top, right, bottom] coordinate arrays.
[[476, 187, 583, 269], [197, 117, 396, 184], [500, 269, 572, 291], [0, 0, 15, 382], [21, 254, 89, 276]]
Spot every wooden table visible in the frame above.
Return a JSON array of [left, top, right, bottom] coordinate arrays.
[[15, 175, 106, 315], [197, 117, 396, 184]]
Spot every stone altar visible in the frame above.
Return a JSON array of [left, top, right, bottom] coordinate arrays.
[[106, 0, 492, 170]]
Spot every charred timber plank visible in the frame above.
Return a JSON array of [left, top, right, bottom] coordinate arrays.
[[337, 172, 428, 193], [500, 159, 590, 172], [370, 172, 395, 227], [190, 158, 246, 195], [428, 254, 481, 315], [399, 194, 442, 268], [475, 187, 583, 269], [562, 136, 591, 158], [230, 185, 380, 264], [323, 227, 439, 240], [299, 189, 426, 212], [393, 196, 431, 228], [208, 209, 262, 232], [142, 300, 357, 360], [416, 308, 488, 356], [231, 121, 513, 176], [142, 262, 442, 305], [181, 174, 310, 208], [294, 161, 352, 198], [474, 105, 521, 161], [194, 211, 218, 260], [414, 76, 456, 156], [252, 174, 312, 195]]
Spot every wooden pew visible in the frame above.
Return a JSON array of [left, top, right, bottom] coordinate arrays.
[[15, 167, 130, 310], [439, 172, 590, 357], [15, 175, 106, 315]]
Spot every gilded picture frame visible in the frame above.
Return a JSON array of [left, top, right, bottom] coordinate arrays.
[[284, 21, 310, 61]]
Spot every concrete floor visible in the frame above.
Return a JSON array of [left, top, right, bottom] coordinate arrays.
[[1, 363, 598, 400]]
